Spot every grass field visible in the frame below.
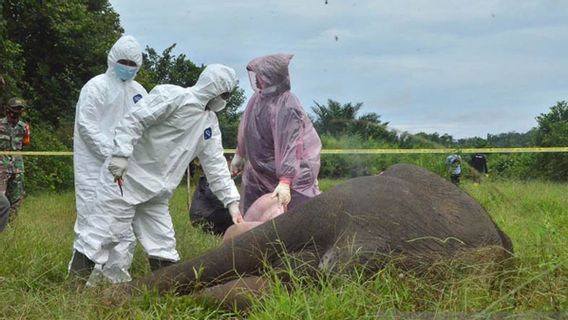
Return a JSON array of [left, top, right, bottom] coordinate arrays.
[[0, 178, 567, 319]]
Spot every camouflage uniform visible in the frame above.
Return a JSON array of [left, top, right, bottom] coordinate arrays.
[[0, 116, 28, 221]]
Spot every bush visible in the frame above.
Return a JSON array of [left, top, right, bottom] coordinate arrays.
[[319, 134, 448, 178], [24, 124, 74, 194], [487, 153, 539, 180]]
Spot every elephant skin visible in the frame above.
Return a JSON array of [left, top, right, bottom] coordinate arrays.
[[109, 164, 513, 299]]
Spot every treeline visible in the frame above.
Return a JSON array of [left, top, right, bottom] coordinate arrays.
[[1, 1, 566, 194], [312, 99, 568, 182]]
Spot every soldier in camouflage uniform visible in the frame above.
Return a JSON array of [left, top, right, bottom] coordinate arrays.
[[0, 75, 11, 231], [0, 97, 30, 223]]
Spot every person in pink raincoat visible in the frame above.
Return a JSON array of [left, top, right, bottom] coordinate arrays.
[[231, 54, 322, 214]]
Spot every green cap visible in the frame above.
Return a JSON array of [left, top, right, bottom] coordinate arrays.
[[7, 97, 25, 112]]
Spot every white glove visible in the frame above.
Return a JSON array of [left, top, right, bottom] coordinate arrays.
[[271, 181, 291, 207], [108, 156, 129, 180], [228, 201, 243, 224], [230, 154, 245, 176]]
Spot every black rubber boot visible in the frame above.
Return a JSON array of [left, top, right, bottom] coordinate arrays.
[[68, 250, 95, 286], [148, 257, 176, 272]]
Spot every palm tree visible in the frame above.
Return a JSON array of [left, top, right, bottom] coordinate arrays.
[[311, 99, 362, 135], [311, 99, 394, 141]]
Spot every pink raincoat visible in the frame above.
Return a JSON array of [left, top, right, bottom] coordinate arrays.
[[237, 54, 321, 213]]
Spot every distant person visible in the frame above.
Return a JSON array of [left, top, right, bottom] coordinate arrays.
[[0, 74, 11, 232], [470, 153, 488, 183], [231, 54, 322, 213], [445, 154, 462, 185], [70, 35, 147, 284], [69, 64, 243, 284], [0, 97, 30, 223]]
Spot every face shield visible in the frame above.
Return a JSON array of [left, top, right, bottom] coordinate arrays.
[[248, 70, 263, 92]]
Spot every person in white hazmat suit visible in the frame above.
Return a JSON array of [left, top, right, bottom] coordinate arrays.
[[69, 35, 147, 284], [70, 64, 244, 281]]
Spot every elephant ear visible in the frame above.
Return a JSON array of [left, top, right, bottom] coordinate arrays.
[[244, 193, 285, 222]]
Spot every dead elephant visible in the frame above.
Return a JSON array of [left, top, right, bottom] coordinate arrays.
[[107, 163, 513, 305]]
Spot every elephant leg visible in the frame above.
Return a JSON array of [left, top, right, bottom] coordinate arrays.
[[195, 276, 270, 310], [110, 195, 337, 299]]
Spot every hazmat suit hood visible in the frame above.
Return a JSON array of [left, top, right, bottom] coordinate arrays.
[[192, 64, 237, 110], [247, 54, 293, 95], [106, 35, 143, 82]]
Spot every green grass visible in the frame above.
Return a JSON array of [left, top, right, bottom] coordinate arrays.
[[0, 179, 567, 319]]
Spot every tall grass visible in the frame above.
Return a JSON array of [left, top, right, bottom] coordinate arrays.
[[0, 178, 566, 318]]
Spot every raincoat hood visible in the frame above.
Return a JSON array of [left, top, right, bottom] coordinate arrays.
[[237, 54, 321, 214], [106, 35, 143, 81], [247, 54, 293, 94], [193, 64, 237, 103]]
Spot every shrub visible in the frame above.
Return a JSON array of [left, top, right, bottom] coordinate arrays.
[[24, 124, 73, 194], [319, 134, 448, 178]]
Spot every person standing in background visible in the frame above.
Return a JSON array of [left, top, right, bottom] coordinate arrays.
[[445, 154, 462, 185], [0, 97, 30, 223], [69, 35, 147, 285], [0, 75, 12, 232], [231, 54, 322, 214], [470, 153, 488, 184]]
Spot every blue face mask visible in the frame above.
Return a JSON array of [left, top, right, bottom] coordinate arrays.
[[114, 64, 137, 81]]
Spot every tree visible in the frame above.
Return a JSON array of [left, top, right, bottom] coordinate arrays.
[[397, 131, 454, 148], [138, 44, 246, 148], [353, 112, 397, 142], [311, 99, 361, 136], [137, 44, 202, 89], [3, 0, 123, 126], [534, 101, 568, 180], [0, 0, 25, 102], [216, 90, 245, 148], [484, 131, 536, 148], [1, 0, 123, 193], [311, 99, 395, 142]]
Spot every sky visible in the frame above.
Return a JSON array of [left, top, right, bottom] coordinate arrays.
[[108, 0, 568, 139]]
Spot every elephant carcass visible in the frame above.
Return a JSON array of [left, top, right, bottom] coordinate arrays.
[[113, 164, 513, 297]]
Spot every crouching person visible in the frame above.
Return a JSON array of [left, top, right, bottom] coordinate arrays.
[[69, 64, 244, 285]]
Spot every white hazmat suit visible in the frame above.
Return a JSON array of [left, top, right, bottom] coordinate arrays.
[[78, 64, 241, 267], [71, 35, 146, 283]]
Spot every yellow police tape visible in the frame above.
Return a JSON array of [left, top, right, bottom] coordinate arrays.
[[319, 147, 568, 154], [0, 151, 74, 156], [235, 147, 568, 154], [2, 147, 568, 156]]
